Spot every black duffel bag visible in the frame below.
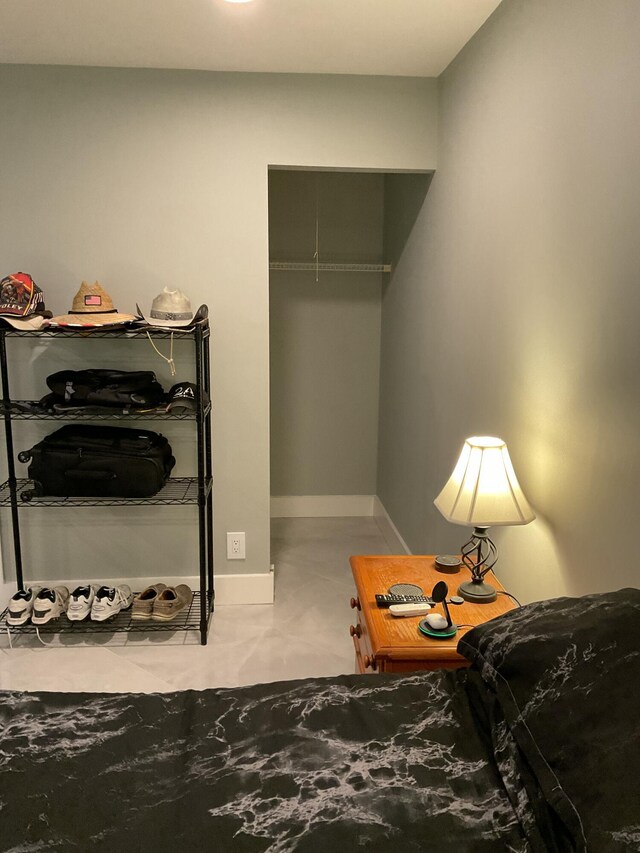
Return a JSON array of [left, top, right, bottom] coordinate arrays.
[[18, 425, 175, 499], [45, 369, 166, 410]]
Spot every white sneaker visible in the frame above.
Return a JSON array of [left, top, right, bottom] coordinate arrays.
[[31, 587, 70, 625], [67, 585, 99, 621], [90, 585, 133, 622], [6, 586, 41, 626]]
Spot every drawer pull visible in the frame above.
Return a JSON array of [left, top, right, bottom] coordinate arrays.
[[350, 597, 361, 611], [363, 655, 377, 670], [349, 624, 362, 638]]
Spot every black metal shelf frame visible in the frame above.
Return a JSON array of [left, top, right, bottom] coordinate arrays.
[[0, 321, 214, 645]]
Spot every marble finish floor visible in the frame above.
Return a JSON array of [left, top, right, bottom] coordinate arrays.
[[0, 517, 398, 693]]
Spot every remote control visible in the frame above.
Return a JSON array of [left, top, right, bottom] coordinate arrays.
[[376, 593, 432, 607], [389, 602, 432, 617]]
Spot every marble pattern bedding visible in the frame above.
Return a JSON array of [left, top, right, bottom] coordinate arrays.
[[1, 670, 531, 852], [459, 588, 640, 853], [1, 589, 638, 852]]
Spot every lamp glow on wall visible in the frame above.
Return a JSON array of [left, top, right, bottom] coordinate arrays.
[[434, 436, 535, 603]]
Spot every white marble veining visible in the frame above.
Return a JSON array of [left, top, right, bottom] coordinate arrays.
[[0, 669, 531, 852], [0, 517, 396, 692]]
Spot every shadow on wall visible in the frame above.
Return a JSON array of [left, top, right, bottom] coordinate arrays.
[[383, 172, 433, 276], [495, 518, 567, 604]]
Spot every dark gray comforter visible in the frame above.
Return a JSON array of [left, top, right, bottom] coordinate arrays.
[[1, 589, 638, 852]]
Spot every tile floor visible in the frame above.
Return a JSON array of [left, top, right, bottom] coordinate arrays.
[[0, 517, 399, 693]]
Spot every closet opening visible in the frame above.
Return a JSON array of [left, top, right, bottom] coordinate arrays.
[[268, 167, 431, 551]]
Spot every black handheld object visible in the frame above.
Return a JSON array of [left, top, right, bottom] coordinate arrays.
[[375, 593, 432, 607], [375, 590, 465, 608]]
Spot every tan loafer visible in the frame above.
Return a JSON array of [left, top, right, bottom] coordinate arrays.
[[152, 584, 192, 621], [131, 583, 167, 621]]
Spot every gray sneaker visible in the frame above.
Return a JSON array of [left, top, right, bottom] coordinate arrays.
[[131, 583, 167, 621], [152, 584, 192, 621]]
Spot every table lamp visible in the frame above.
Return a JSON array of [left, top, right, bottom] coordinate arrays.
[[434, 436, 535, 603]]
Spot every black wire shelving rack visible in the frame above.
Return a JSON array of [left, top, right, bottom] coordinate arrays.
[[0, 321, 214, 645]]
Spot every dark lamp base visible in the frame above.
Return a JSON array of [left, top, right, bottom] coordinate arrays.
[[457, 579, 497, 604]]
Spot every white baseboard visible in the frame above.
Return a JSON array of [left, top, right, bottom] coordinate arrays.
[[214, 566, 275, 605], [270, 493, 411, 555], [373, 496, 412, 555], [1, 567, 275, 608], [271, 495, 375, 517]]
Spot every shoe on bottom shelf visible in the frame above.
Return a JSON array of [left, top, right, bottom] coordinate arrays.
[[131, 583, 167, 621], [31, 587, 70, 625], [90, 585, 133, 622], [67, 585, 99, 621], [6, 586, 42, 626], [152, 584, 192, 621]]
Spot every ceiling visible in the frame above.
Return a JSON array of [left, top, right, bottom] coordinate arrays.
[[0, 0, 501, 78]]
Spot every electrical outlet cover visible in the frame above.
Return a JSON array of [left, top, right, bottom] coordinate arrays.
[[227, 532, 246, 560]]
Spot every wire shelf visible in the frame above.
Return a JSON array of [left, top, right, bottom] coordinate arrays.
[[0, 591, 211, 636], [0, 402, 211, 421], [0, 477, 212, 507], [0, 322, 209, 340]]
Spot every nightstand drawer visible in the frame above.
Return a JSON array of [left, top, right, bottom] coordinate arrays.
[[349, 603, 376, 672]]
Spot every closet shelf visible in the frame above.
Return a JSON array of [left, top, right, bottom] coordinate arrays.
[[270, 261, 391, 273], [0, 477, 212, 507]]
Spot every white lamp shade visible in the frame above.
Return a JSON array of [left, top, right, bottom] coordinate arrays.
[[434, 436, 535, 527]]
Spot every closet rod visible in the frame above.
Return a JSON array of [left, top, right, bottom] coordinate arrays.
[[270, 262, 392, 273]]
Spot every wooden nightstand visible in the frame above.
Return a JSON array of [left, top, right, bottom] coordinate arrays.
[[349, 555, 517, 674]]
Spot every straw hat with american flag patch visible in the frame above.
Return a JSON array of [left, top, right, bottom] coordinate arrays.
[[50, 282, 136, 328]]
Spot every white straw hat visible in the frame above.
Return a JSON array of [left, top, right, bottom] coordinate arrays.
[[137, 288, 194, 328]]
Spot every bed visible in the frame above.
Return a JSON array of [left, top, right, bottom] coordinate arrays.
[[1, 589, 638, 852]]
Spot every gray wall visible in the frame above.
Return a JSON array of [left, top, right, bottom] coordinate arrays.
[[269, 170, 383, 496], [0, 65, 437, 583], [378, 0, 640, 601]]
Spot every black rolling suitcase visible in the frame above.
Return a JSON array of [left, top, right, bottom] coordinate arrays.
[[18, 425, 175, 500]]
